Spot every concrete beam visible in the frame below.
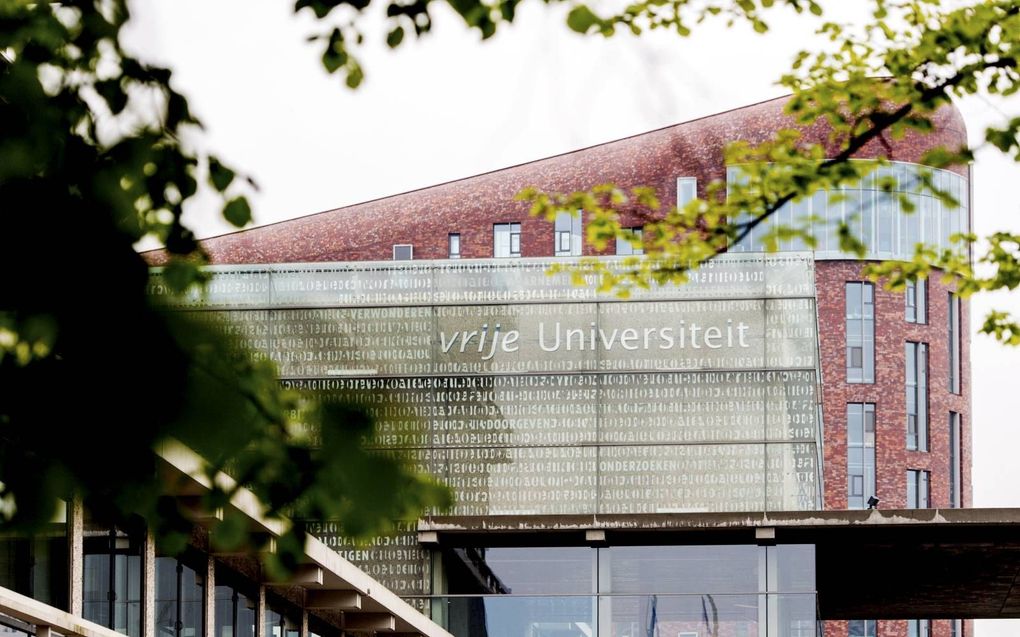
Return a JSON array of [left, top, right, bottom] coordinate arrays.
[[306, 590, 362, 611], [345, 613, 395, 632], [265, 565, 324, 587]]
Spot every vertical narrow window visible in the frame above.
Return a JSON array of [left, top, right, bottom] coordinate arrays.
[[554, 211, 582, 256], [847, 403, 876, 509], [949, 292, 961, 394], [906, 279, 927, 324], [846, 282, 875, 383], [907, 470, 930, 508], [906, 342, 929, 451], [392, 244, 413, 260], [950, 619, 962, 637], [908, 619, 931, 637], [448, 233, 461, 259], [950, 412, 962, 508], [849, 620, 877, 637], [676, 177, 697, 208], [616, 227, 643, 256], [493, 223, 521, 258]]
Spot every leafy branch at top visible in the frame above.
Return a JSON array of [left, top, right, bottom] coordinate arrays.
[[521, 0, 1020, 345]]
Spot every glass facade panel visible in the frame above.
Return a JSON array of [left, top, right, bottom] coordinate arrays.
[[728, 162, 969, 261], [441, 547, 593, 595], [0, 510, 68, 610], [429, 545, 816, 637], [602, 546, 758, 595], [214, 570, 255, 637], [906, 342, 929, 451], [908, 619, 931, 637], [846, 283, 875, 383], [155, 557, 205, 637], [83, 524, 143, 637]]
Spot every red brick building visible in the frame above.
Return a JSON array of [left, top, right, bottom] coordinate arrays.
[[162, 95, 972, 637]]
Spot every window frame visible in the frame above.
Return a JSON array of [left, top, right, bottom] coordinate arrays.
[[392, 244, 413, 261], [448, 233, 461, 259]]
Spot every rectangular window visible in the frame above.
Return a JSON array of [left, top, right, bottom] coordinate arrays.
[[949, 292, 961, 393], [950, 412, 962, 508], [616, 227, 643, 256], [906, 279, 927, 323], [677, 177, 697, 208], [846, 282, 875, 383], [83, 525, 144, 637], [908, 619, 931, 637], [906, 342, 929, 451], [907, 470, 930, 509], [950, 619, 962, 637], [493, 223, 521, 258], [847, 403, 876, 509], [392, 244, 413, 260], [554, 211, 582, 256], [155, 556, 205, 637], [849, 620, 877, 637], [448, 233, 461, 259]]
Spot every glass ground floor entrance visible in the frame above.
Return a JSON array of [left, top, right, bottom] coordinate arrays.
[[420, 544, 817, 637]]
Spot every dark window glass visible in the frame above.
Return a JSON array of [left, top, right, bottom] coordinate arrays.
[[156, 556, 205, 637], [392, 244, 413, 260], [83, 524, 143, 637], [846, 283, 875, 383], [441, 547, 592, 595], [214, 569, 255, 637], [0, 508, 68, 609]]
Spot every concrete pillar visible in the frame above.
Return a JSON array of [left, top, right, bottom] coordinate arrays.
[[68, 497, 83, 617], [257, 585, 266, 637], [143, 529, 156, 637], [206, 556, 217, 637]]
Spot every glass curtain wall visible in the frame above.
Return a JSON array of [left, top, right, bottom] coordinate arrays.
[[728, 162, 969, 261], [156, 554, 205, 637], [427, 544, 817, 637], [214, 568, 256, 637], [83, 521, 144, 637], [0, 503, 68, 610]]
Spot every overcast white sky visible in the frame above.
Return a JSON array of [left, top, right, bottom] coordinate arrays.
[[124, 2, 1020, 631]]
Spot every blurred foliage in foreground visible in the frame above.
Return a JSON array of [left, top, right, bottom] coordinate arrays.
[[2, 0, 1019, 575]]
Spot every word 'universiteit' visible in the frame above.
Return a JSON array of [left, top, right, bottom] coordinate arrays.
[[440, 320, 753, 361]]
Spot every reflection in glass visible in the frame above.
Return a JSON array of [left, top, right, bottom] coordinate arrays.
[[0, 507, 68, 609], [440, 596, 595, 637], [442, 547, 593, 595], [214, 570, 255, 637], [603, 594, 758, 637], [155, 556, 205, 637], [728, 162, 969, 261], [83, 524, 143, 637], [602, 546, 758, 595]]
